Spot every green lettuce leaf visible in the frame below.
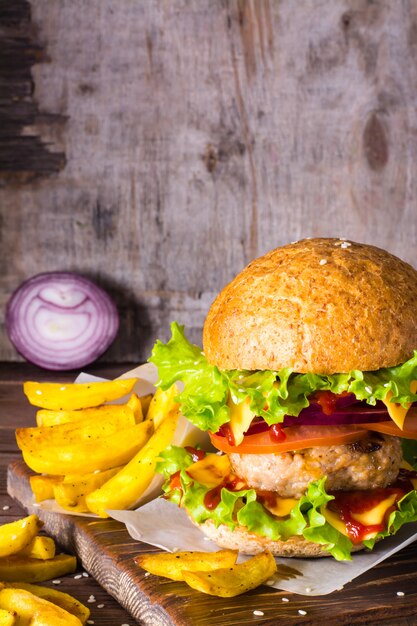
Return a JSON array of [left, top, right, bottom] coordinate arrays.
[[158, 447, 355, 560], [158, 446, 417, 561], [150, 323, 417, 431]]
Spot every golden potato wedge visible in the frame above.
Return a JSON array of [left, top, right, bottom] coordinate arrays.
[[86, 407, 179, 516], [24, 378, 138, 410], [135, 549, 238, 581], [20, 420, 153, 475], [0, 588, 82, 626], [0, 553, 77, 583], [0, 608, 16, 626], [17, 536, 56, 561], [53, 466, 122, 513], [127, 393, 143, 422], [4, 584, 89, 625], [17, 408, 136, 452], [30, 475, 63, 503], [182, 551, 277, 597], [0, 515, 42, 558], [36, 401, 136, 427], [140, 393, 153, 417], [146, 385, 179, 428]]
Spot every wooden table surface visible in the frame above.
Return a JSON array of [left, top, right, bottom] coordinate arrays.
[[0, 361, 136, 626], [3, 362, 417, 626]]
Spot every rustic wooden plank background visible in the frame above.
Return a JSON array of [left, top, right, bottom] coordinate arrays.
[[1, 0, 417, 364]]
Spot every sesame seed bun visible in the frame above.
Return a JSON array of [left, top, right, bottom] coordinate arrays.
[[203, 238, 417, 374]]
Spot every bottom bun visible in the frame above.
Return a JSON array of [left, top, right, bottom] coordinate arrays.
[[196, 518, 365, 558]]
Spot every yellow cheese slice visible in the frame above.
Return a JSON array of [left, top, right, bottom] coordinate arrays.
[[262, 497, 298, 518], [381, 380, 417, 430], [350, 493, 397, 526], [187, 454, 231, 488], [228, 396, 256, 446]]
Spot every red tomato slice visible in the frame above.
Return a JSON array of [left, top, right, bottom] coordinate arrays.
[[209, 424, 369, 454], [358, 416, 417, 439]]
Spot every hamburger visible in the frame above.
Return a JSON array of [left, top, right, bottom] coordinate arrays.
[[151, 238, 417, 560]]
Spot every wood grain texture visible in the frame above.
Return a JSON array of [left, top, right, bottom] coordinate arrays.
[[7, 458, 417, 626], [1, 0, 417, 364]]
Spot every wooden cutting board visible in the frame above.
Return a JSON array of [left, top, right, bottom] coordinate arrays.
[[7, 459, 417, 626]]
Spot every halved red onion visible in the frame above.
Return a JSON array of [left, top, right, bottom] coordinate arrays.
[[6, 272, 119, 370]]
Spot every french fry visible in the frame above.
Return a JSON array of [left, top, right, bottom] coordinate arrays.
[[0, 554, 77, 583], [140, 393, 153, 417], [53, 466, 122, 513], [146, 385, 179, 428], [20, 420, 153, 475], [0, 609, 16, 626], [17, 408, 136, 451], [182, 551, 277, 597], [135, 550, 238, 581], [30, 475, 63, 503], [17, 536, 56, 561], [36, 401, 136, 427], [127, 393, 143, 422], [0, 515, 42, 558], [3, 584, 89, 625], [23, 378, 138, 411], [0, 588, 82, 626], [86, 407, 179, 516]]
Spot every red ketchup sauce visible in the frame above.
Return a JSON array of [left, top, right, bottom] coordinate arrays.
[[184, 446, 205, 462], [312, 390, 347, 415], [217, 423, 236, 446], [269, 423, 286, 442], [203, 476, 247, 511], [328, 470, 416, 544]]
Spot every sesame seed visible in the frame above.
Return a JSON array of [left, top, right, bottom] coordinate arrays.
[[319, 259, 327, 265], [144, 572, 150, 577], [341, 242, 351, 248], [74, 574, 82, 579], [2, 506, 10, 511], [253, 610, 264, 616], [87, 622, 95, 625], [82, 572, 89, 577], [365, 386, 372, 394], [121, 624, 130, 626], [265, 579, 275, 586], [298, 609, 307, 616], [97, 604, 104, 608], [397, 591, 405, 596], [52, 580, 61, 585], [282, 597, 289, 602]]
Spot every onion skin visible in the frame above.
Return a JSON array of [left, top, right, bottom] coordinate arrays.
[[6, 272, 119, 371]]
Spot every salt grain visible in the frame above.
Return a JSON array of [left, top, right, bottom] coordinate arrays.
[[253, 610, 264, 616], [87, 595, 96, 603], [319, 259, 327, 265], [341, 242, 351, 248], [305, 587, 312, 593], [397, 591, 405, 596], [36, 390, 42, 395], [52, 580, 61, 585], [298, 609, 307, 616]]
